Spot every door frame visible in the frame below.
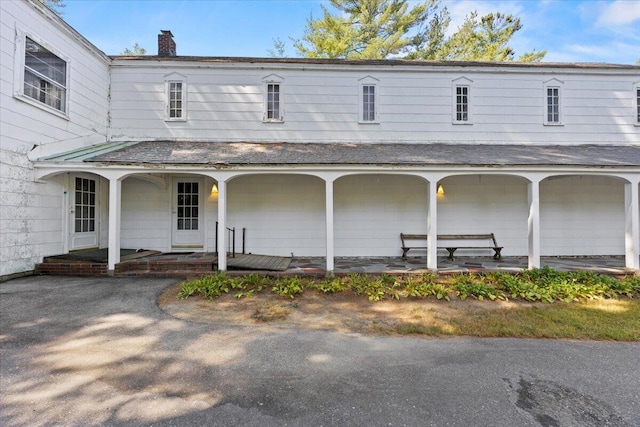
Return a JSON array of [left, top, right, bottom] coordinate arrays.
[[171, 176, 206, 250], [68, 173, 100, 251]]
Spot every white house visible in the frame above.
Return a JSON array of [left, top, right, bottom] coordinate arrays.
[[1, 0, 639, 279]]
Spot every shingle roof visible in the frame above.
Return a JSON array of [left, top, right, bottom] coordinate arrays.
[[84, 141, 640, 167]]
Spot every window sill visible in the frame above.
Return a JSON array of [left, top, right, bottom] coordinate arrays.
[[165, 117, 187, 122], [14, 94, 69, 120], [358, 120, 380, 125], [543, 123, 564, 127], [452, 121, 473, 125], [263, 119, 285, 124]]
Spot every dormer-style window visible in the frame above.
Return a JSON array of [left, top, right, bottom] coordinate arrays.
[[544, 79, 563, 125], [263, 74, 284, 122], [21, 36, 67, 113], [452, 77, 472, 124], [359, 76, 379, 123], [165, 74, 187, 121]]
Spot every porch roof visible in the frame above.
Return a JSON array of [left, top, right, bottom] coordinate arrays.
[[47, 141, 640, 168]]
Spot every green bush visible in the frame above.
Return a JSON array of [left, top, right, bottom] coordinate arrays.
[[177, 272, 230, 300], [271, 277, 306, 298]]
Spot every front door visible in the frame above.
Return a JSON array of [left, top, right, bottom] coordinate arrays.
[[70, 176, 99, 250], [171, 178, 204, 249]]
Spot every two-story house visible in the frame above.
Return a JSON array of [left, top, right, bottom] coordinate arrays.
[[1, 0, 639, 279]]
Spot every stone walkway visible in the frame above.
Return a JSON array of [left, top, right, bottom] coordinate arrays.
[[288, 255, 630, 275]]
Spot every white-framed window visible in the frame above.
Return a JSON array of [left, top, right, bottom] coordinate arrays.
[[359, 76, 379, 123], [14, 33, 69, 115], [452, 77, 473, 124], [263, 74, 284, 122], [634, 83, 640, 126], [543, 79, 563, 125], [165, 74, 187, 121]]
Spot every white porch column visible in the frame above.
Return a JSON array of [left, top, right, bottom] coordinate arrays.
[[427, 180, 438, 270], [217, 179, 227, 271], [107, 178, 122, 272], [624, 180, 640, 271], [325, 178, 335, 274], [527, 178, 541, 269]]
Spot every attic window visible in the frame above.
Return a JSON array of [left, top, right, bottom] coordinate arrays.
[[23, 37, 67, 113]]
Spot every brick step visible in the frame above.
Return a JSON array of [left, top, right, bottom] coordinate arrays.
[[35, 262, 108, 276], [116, 261, 217, 273]]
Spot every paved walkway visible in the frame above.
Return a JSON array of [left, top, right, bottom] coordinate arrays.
[[1, 276, 638, 426], [288, 255, 630, 275]]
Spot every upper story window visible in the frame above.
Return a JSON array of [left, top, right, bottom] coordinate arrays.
[[22, 37, 67, 113], [263, 74, 284, 122], [544, 79, 563, 126], [359, 76, 379, 123], [165, 73, 187, 121], [452, 77, 472, 124], [267, 83, 281, 120], [635, 84, 640, 126]]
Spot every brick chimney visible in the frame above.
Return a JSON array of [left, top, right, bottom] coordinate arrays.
[[158, 30, 176, 57]]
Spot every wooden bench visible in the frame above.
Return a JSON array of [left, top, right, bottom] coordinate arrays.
[[400, 233, 503, 261]]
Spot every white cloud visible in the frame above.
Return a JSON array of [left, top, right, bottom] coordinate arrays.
[[596, 0, 640, 26]]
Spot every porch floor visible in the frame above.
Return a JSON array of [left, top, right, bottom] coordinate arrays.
[[289, 255, 630, 275], [38, 249, 633, 276]]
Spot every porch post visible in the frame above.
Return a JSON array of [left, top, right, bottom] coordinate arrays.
[[217, 179, 227, 271], [107, 178, 122, 272], [527, 178, 541, 269], [325, 178, 335, 274], [427, 180, 438, 270], [624, 180, 640, 271]]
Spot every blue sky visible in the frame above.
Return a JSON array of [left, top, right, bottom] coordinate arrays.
[[62, 0, 640, 64]]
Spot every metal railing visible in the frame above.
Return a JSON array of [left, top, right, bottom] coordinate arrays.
[[215, 222, 246, 257]]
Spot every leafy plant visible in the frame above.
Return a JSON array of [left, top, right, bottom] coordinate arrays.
[[177, 272, 230, 300], [271, 277, 306, 299]]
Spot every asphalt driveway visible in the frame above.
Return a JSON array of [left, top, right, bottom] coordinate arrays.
[[1, 276, 638, 426]]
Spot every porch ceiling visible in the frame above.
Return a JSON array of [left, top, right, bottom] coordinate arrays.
[[47, 141, 640, 168]]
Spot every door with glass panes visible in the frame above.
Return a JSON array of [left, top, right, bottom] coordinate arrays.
[[171, 178, 204, 248], [70, 175, 99, 250]]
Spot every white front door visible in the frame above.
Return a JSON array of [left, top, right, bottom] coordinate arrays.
[[171, 178, 205, 249], [70, 175, 99, 250]]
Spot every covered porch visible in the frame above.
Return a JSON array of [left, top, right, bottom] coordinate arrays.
[[32, 141, 640, 276]]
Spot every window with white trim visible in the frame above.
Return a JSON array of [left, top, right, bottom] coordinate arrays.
[[635, 84, 640, 125], [23, 36, 67, 113], [262, 74, 284, 122], [358, 76, 379, 123], [455, 85, 469, 122], [266, 83, 281, 120], [543, 79, 563, 125], [362, 84, 376, 122], [165, 75, 186, 121]]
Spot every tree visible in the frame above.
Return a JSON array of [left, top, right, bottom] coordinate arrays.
[[268, 38, 287, 58], [122, 43, 147, 56], [293, 0, 545, 62], [39, 0, 65, 16]]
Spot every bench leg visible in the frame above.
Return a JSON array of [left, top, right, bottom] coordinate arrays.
[[446, 248, 456, 260], [402, 248, 409, 261], [493, 248, 502, 260]]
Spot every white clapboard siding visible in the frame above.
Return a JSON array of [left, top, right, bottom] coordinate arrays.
[[0, 0, 110, 276], [108, 61, 640, 145]]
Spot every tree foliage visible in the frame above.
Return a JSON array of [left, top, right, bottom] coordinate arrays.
[[293, 0, 545, 62], [121, 43, 147, 56], [39, 0, 65, 16]]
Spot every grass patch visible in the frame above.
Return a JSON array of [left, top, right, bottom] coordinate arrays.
[[442, 299, 640, 341], [251, 302, 291, 322], [175, 269, 640, 340]]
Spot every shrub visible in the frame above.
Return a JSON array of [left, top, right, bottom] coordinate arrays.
[[271, 277, 306, 299], [177, 272, 230, 300]]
